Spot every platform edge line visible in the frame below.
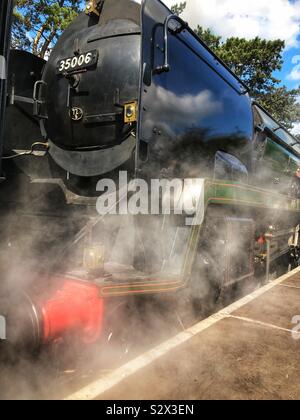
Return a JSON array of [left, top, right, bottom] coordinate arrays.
[[228, 315, 300, 335], [64, 267, 300, 401]]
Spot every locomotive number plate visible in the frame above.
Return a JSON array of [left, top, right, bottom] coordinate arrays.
[[57, 50, 98, 74]]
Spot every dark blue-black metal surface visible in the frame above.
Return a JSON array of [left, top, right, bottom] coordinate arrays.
[[0, 0, 14, 176], [138, 0, 254, 179], [42, 0, 141, 151], [4, 50, 45, 153]]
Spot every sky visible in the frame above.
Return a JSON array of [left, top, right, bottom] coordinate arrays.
[[164, 0, 300, 134]]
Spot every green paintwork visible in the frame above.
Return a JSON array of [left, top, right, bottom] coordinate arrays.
[[100, 178, 300, 298], [254, 105, 300, 189], [263, 138, 300, 181], [205, 179, 300, 212]]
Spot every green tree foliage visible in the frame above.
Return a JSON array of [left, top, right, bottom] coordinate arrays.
[[256, 87, 300, 130], [196, 27, 222, 51], [12, 0, 83, 58], [11, 0, 300, 130], [195, 27, 300, 129], [171, 4, 300, 129], [171, 2, 186, 15]]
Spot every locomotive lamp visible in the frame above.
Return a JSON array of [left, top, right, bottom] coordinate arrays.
[[124, 101, 138, 124], [83, 243, 106, 277], [85, 0, 103, 17]]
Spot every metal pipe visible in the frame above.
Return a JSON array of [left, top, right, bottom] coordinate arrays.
[[155, 14, 188, 74], [0, 0, 14, 174], [266, 239, 271, 283]]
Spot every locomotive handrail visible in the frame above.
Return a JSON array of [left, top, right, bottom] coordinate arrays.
[[155, 12, 249, 94], [33, 80, 48, 120], [155, 14, 188, 74]]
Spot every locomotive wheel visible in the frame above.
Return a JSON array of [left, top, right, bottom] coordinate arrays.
[[290, 181, 299, 199], [189, 251, 222, 316]]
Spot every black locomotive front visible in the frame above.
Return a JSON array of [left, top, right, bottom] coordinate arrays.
[[33, 0, 254, 185], [39, 0, 141, 180]]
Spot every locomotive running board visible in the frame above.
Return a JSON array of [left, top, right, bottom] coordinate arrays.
[[69, 178, 300, 299], [205, 180, 300, 211]]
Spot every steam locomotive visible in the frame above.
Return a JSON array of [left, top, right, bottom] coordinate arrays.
[[1, 0, 300, 352]]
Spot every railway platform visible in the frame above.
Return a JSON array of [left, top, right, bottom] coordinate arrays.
[[66, 268, 300, 400]]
